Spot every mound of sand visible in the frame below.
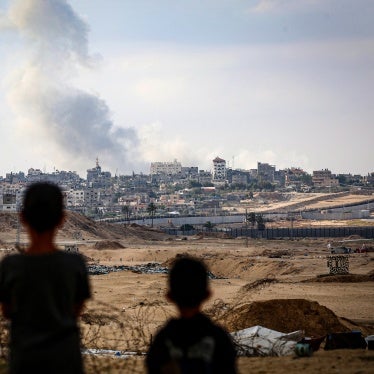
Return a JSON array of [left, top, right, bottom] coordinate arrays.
[[60, 213, 171, 242], [262, 249, 293, 258], [306, 273, 374, 283], [94, 241, 125, 250], [61, 212, 127, 240], [222, 299, 348, 336], [240, 278, 279, 292]]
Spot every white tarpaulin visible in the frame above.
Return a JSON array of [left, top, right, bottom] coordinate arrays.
[[231, 325, 304, 356]]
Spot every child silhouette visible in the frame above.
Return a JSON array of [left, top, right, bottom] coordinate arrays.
[[0, 182, 91, 373], [146, 256, 236, 373]]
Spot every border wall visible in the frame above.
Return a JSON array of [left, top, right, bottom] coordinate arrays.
[[164, 226, 374, 239]]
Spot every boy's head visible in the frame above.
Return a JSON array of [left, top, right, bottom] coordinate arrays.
[[168, 256, 210, 308], [21, 182, 64, 233]]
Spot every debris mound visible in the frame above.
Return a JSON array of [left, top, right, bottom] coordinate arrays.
[[88, 263, 168, 275], [222, 299, 348, 336], [0, 213, 18, 231]]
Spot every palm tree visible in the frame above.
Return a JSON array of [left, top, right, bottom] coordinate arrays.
[[147, 202, 157, 227], [256, 214, 266, 230], [248, 212, 256, 227], [203, 221, 215, 231], [122, 205, 131, 225]]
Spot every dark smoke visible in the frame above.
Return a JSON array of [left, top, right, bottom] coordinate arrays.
[[5, 0, 138, 172]]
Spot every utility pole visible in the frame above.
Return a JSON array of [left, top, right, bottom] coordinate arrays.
[[16, 203, 23, 252], [245, 208, 248, 248]]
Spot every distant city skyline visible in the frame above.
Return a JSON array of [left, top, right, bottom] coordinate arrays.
[[0, 158, 372, 180], [1, 0, 373, 177]]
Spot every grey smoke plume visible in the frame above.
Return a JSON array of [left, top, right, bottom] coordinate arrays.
[[4, 0, 138, 172]]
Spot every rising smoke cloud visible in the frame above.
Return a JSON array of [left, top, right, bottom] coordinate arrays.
[[3, 0, 138, 173]]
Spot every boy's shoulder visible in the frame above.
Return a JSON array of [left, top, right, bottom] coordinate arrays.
[[148, 313, 237, 373], [0, 250, 86, 269], [57, 250, 86, 260], [0, 252, 23, 266], [162, 313, 230, 338], [55, 250, 88, 268]]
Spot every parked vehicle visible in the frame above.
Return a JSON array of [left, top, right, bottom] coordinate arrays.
[[355, 245, 373, 253], [331, 246, 351, 254]]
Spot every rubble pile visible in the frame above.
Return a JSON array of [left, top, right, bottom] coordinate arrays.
[[88, 262, 169, 275], [88, 263, 222, 278]]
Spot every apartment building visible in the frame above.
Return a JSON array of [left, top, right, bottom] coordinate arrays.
[[66, 189, 85, 207], [1, 193, 17, 212], [257, 162, 275, 183], [5, 172, 26, 184], [84, 188, 100, 207], [312, 169, 339, 188], [0, 184, 24, 212], [212, 157, 226, 182], [150, 160, 182, 175], [227, 169, 250, 185], [198, 170, 213, 185], [181, 167, 199, 179]]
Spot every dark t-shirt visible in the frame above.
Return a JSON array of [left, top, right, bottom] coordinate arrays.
[[146, 313, 237, 374], [0, 251, 91, 374]]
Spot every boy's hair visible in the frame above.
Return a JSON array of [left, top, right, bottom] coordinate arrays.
[[22, 182, 64, 233], [169, 256, 208, 308]]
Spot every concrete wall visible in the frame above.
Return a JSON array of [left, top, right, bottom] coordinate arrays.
[[301, 210, 370, 220]]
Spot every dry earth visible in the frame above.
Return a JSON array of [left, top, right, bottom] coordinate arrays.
[[76, 237, 374, 373], [1, 193, 374, 373]]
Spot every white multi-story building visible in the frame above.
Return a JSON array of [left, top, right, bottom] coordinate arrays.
[[150, 160, 182, 175], [212, 157, 226, 181]]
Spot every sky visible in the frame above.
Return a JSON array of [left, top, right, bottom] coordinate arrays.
[[0, 0, 373, 177]]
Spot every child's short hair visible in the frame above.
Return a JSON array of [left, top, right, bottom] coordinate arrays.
[[169, 256, 208, 308], [22, 182, 64, 233]]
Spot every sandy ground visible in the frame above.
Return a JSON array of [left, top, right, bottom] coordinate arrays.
[[75, 238, 374, 373], [83, 239, 374, 322], [1, 201, 374, 373]]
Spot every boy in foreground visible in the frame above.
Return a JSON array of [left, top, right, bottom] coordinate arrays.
[[0, 182, 91, 373], [146, 256, 237, 373]]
